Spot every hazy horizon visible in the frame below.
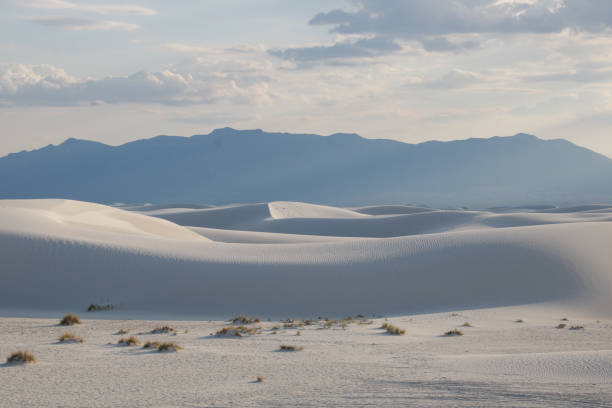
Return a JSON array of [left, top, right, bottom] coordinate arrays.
[[3, 128, 612, 160]]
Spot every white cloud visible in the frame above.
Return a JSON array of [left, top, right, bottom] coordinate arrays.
[[16, 0, 157, 16], [0, 61, 272, 106]]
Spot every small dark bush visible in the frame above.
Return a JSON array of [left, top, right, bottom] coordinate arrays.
[[157, 342, 183, 352], [87, 303, 114, 312], [279, 344, 303, 352], [118, 336, 141, 346], [59, 333, 84, 343], [60, 314, 81, 326], [6, 351, 36, 364]]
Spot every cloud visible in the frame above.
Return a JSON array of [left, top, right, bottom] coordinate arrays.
[[26, 16, 139, 30], [523, 68, 612, 83], [420, 37, 480, 53], [269, 37, 401, 62], [422, 69, 483, 89], [0, 61, 271, 106], [274, 0, 612, 61], [16, 0, 157, 16], [310, 0, 612, 36]]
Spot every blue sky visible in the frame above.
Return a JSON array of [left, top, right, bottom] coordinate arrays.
[[2, 0, 612, 157]]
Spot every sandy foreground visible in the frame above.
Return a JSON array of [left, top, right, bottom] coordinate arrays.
[[1, 199, 612, 406], [1, 304, 611, 407]]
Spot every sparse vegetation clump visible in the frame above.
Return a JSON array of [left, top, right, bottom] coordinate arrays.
[[358, 318, 374, 325], [59, 333, 84, 343], [151, 326, 177, 334], [515, 319, 524, 323], [216, 326, 262, 337], [381, 323, 405, 335], [143, 341, 161, 349], [256, 375, 265, 383], [462, 322, 473, 327], [229, 315, 261, 324], [118, 336, 141, 346], [87, 303, 114, 312], [157, 342, 183, 352], [60, 313, 81, 326], [569, 325, 585, 330], [444, 329, 464, 336], [115, 329, 129, 335], [6, 351, 36, 364], [556, 323, 567, 329], [279, 344, 303, 352]]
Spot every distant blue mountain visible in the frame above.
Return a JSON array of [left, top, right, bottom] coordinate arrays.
[[1, 128, 611, 207]]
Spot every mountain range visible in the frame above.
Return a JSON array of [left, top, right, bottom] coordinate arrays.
[[1, 127, 611, 207]]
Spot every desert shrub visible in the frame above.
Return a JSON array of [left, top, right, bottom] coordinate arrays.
[[143, 341, 161, 349], [6, 351, 36, 364], [59, 333, 84, 343], [151, 326, 177, 334], [561, 317, 569, 321], [115, 329, 129, 335], [556, 323, 567, 329], [515, 319, 524, 323], [229, 315, 261, 324], [215, 326, 261, 337], [118, 336, 141, 346], [279, 344, 303, 352], [383, 324, 406, 335], [444, 329, 464, 336], [569, 325, 585, 330], [157, 342, 183, 352], [256, 375, 265, 382], [87, 303, 114, 312], [462, 322, 473, 327], [60, 313, 81, 326]]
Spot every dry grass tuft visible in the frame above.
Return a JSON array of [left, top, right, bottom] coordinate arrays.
[[60, 313, 81, 326], [6, 351, 36, 364], [215, 326, 261, 337], [118, 336, 141, 346], [229, 315, 261, 324], [462, 322, 473, 327], [59, 333, 84, 343], [279, 344, 303, 352], [143, 341, 161, 349], [381, 323, 406, 335], [157, 342, 183, 352], [151, 326, 177, 334], [444, 329, 464, 336]]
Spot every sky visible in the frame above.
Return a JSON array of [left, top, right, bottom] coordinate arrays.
[[1, 0, 612, 157]]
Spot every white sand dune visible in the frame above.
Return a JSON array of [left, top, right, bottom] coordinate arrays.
[[1, 199, 612, 317]]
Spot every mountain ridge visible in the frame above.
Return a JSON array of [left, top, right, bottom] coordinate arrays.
[[1, 128, 611, 207]]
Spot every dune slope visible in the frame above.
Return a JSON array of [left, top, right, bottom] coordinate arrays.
[[1, 199, 612, 316]]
